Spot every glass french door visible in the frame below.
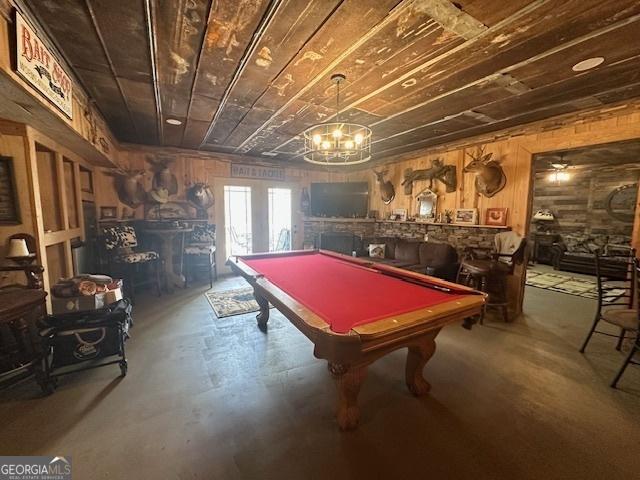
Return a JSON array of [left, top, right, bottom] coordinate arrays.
[[223, 186, 253, 259], [268, 187, 292, 251]]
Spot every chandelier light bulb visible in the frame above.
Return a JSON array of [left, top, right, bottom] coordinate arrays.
[[344, 140, 354, 150], [321, 140, 331, 150], [333, 129, 342, 139], [354, 133, 363, 145], [312, 134, 322, 145]]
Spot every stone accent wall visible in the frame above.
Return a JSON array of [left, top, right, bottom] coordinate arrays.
[[375, 222, 504, 253], [303, 219, 376, 246], [304, 218, 508, 254]]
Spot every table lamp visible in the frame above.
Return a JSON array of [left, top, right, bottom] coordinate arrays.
[[532, 209, 555, 232], [6, 238, 36, 265]]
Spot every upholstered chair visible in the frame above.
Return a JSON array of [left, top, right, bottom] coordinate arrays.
[[102, 225, 162, 302], [184, 223, 217, 288]]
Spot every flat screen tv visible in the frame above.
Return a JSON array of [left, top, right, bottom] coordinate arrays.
[[310, 182, 369, 218]]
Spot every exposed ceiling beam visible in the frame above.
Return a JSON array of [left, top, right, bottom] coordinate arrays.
[[144, 0, 163, 144]]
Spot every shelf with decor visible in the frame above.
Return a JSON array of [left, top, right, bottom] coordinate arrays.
[[304, 217, 510, 229]]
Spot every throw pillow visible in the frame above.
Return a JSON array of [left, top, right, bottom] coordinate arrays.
[[368, 243, 386, 259]]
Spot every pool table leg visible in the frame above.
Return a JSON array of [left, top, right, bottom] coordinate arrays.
[[328, 363, 367, 431], [253, 289, 270, 332], [405, 334, 437, 396]]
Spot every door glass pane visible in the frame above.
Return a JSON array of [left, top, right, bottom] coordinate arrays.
[[224, 186, 252, 259], [268, 187, 292, 252]]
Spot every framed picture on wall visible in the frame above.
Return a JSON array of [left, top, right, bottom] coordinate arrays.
[[454, 208, 478, 225], [485, 207, 508, 226], [0, 156, 20, 224], [100, 206, 118, 220], [392, 208, 408, 221]]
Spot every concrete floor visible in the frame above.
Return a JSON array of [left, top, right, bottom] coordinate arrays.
[[1, 276, 639, 479]]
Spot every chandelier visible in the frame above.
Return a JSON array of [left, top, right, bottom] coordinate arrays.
[[302, 74, 372, 166]]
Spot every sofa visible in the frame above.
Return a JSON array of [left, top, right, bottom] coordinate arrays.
[[361, 237, 459, 281], [316, 232, 459, 281], [550, 233, 632, 280]]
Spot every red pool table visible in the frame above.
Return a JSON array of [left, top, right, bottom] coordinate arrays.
[[228, 249, 485, 430]]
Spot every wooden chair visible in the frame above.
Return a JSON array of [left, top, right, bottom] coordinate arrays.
[[102, 225, 162, 303], [184, 223, 217, 288], [579, 250, 639, 387], [0, 238, 48, 392], [457, 232, 527, 323]]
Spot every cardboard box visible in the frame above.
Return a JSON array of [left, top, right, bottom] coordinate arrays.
[[52, 293, 107, 314], [104, 287, 122, 305]]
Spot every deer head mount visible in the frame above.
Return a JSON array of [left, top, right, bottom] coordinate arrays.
[[146, 155, 178, 195], [107, 168, 147, 208], [463, 146, 506, 198], [373, 169, 395, 205], [401, 158, 457, 195]]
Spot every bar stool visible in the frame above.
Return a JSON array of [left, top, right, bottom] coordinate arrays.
[[457, 232, 526, 323]]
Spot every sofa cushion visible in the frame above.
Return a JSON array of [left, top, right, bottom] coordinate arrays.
[[362, 237, 396, 259], [394, 241, 421, 264], [418, 242, 457, 268]]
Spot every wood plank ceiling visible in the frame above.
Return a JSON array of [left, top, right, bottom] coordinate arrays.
[[28, 0, 640, 164]]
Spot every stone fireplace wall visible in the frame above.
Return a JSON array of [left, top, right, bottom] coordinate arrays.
[[303, 218, 508, 255]]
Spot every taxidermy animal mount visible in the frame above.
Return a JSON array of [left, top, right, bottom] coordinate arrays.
[[146, 155, 178, 195], [107, 169, 146, 208], [463, 146, 506, 198], [401, 158, 457, 195], [373, 169, 395, 204], [186, 183, 214, 218]]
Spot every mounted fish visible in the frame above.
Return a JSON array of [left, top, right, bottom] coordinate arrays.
[[373, 169, 395, 204], [146, 155, 178, 196], [463, 146, 506, 198], [107, 168, 146, 208], [187, 182, 215, 219], [401, 158, 456, 195]]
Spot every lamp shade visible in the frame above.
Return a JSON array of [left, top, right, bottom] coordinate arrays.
[[7, 238, 30, 258]]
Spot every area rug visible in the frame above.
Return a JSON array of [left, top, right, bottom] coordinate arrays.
[[205, 288, 272, 318], [526, 270, 626, 302]]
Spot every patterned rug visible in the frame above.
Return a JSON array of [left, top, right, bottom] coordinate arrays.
[[526, 270, 626, 302], [205, 287, 272, 318]]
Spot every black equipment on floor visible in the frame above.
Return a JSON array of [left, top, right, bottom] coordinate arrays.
[[38, 299, 132, 393]]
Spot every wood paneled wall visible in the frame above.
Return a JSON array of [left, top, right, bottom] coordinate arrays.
[[346, 106, 640, 315]]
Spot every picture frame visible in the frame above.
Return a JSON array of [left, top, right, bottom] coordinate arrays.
[[0, 156, 20, 224], [392, 208, 408, 221], [454, 208, 478, 225], [485, 207, 508, 226], [100, 206, 118, 220]]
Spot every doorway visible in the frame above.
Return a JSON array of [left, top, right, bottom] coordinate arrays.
[[218, 181, 296, 273]]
